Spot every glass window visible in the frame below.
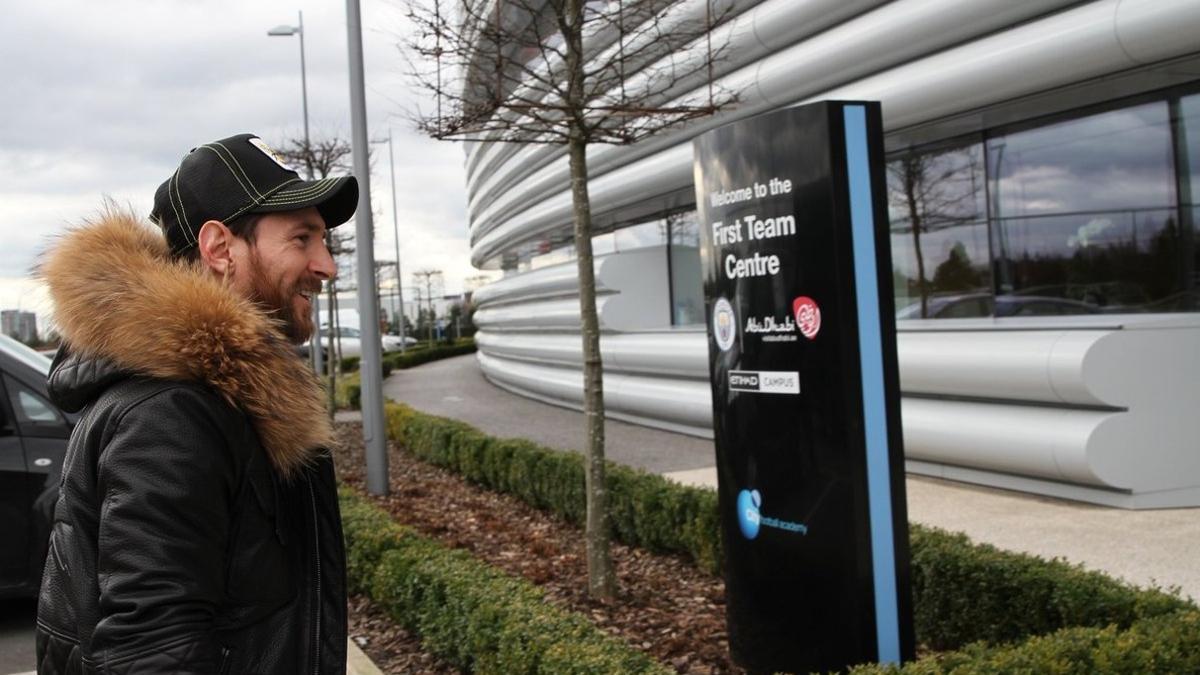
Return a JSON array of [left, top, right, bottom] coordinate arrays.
[[592, 232, 616, 256], [988, 101, 1180, 313], [614, 219, 668, 252], [531, 245, 573, 270], [887, 142, 990, 318], [1176, 93, 1199, 204], [1174, 94, 1199, 312], [667, 211, 704, 325], [4, 375, 64, 431]]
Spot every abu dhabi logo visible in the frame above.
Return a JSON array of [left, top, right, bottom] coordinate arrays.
[[736, 488, 808, 541], [712, 297, 737, 351]]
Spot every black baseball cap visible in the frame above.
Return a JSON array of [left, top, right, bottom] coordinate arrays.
[[151, 133, 358, 255]]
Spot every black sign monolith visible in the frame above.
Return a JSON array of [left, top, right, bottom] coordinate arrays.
[[694, 101, 914, 673]]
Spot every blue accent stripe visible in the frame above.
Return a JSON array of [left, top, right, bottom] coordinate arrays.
[[844, 105, 901, 665]]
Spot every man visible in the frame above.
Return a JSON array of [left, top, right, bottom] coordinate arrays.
[[35, 133, 357, 674]]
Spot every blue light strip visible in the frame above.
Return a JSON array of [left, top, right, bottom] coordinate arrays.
[[843, 104, 901, 664]]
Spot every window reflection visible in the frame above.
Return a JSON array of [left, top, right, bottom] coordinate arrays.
[[614, 219, 668, 251], [988, 103, 1174, 217], [989, 102, 1180, 313], [1176, 95, 1199, 311], [667, 211, 704, 325], [888, 92, 1199, 319], [1178, 93, 1199, 202], [887, 143, 990, 318]]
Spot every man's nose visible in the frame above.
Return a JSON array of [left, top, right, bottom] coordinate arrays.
[[311, 239, 336, 280]]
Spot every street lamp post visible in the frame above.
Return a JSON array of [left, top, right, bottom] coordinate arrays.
[[370, 131, 407, 352], [268, 11, 324, 375], [346, 0, 389, 496]]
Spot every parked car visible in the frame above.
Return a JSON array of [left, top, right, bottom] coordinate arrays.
[[0, 334, 75, 598], [895, 293, 1100, 319], [298, 326, 408, 362]]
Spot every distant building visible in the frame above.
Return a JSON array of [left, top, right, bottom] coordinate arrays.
[[0, 310, 37, 343]]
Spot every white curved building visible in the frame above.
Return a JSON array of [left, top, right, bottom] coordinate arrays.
[[463, 0, 1200, 508]]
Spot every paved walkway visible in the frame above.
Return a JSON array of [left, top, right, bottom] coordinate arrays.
[[383, 354, 1200, 602]]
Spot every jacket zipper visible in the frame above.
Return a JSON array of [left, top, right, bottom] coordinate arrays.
[[307, 474, 322, 675]]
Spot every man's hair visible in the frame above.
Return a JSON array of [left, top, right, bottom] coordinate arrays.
[[174, 213, 264, 263]]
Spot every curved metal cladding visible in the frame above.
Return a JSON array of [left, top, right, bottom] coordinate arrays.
[[466, 0, 1200, 507]]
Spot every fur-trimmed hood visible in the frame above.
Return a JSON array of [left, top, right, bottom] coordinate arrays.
[[40, 210, 332, 478]]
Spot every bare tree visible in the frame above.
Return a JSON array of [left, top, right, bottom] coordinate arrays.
[[888, 149, 984, 318], [403, 0, 736, 599]]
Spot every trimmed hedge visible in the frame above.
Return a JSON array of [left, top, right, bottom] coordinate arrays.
[[908, 527, 1188, 650], [378, 402, 1199, 668], [385, 401, 722, 574], [383, 338, 477, 371], [849, 609, 1200, 674], [339, 488, 670, 674]]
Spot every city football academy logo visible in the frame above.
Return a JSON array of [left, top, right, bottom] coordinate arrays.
[[735, 488, 808, 541], [792, 296, 821, 340], [712, 297, 736, 351], [737, 489, 762, 540]]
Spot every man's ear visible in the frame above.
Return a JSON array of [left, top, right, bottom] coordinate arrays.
[[197, 220, 235, 276]]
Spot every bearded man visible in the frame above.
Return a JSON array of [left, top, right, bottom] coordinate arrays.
[[35, 133, 356, 674]]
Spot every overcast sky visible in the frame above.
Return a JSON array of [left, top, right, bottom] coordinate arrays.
[[0, 0, 491, 334]]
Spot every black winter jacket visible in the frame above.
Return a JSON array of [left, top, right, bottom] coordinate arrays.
[[35, 214, 347, 674]]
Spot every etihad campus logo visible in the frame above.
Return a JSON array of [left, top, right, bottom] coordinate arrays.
[[736, 489, 808, 540], [713, 297, 736, 351]]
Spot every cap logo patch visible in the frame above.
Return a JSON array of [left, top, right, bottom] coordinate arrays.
[[248, 137, 294, 172]]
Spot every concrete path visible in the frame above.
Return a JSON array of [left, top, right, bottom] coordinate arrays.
[[384, 354, 1200, 602], [382, 355, 715, 475]]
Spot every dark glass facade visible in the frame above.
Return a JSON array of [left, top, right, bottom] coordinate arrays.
[[518, 86, 1200, 324], [888, 86, 1199, 318]]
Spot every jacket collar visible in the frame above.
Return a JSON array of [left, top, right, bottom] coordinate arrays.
[[40, 210, 332, 479]]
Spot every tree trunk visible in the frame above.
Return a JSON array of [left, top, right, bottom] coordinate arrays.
[[568, 133, 615, 600], [903, 160, 929, 318], [564, 0, 615, 601]]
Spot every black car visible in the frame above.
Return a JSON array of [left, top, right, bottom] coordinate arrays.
[[0, 334, 74, 598]]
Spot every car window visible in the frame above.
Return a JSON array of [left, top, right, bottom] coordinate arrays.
[[939, 297, 991, 318], [0, 333, 52, 377], [3, 375, 65, 432]]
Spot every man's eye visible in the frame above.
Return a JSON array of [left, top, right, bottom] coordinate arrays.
[[296, 235, 310, 244]]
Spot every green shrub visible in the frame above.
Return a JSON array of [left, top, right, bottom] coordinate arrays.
[[384, 403, 721, 574], [850, 609, 1200, 674], [330, 371, 361, 410], [340, 355, 361, 373], [340, 488, 670, 674], [338, 486, 409, 594], [907, 525, 1189, 649], [377, 402, 1199, 668], [386, 339, 477, 371]]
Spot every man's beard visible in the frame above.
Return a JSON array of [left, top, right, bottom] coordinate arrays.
[[246, 252, 321, 344]]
